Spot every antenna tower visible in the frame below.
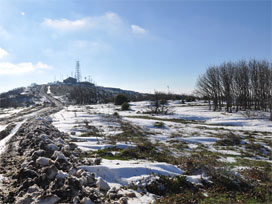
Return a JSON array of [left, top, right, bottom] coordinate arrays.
[[75, 61, 81, 82]]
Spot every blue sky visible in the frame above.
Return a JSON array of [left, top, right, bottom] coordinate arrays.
[[0, 0, 271, 94]]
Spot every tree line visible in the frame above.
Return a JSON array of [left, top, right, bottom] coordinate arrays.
[[195, 59, 272, 119]]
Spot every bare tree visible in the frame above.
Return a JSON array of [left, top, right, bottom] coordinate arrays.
[[220, 62, 234, 112], [147, 91, 173, 114], [195, 75, 213, 110], [195, 59, 272, 118], [234, 60, 250, 111]]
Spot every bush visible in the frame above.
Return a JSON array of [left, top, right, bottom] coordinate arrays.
[[147, 100, 172, 115], [216, 133, 241, 146], [146, 175, 195, 196], [121, 102, 130, 110], [154, 122, 165, 128], [113, 112, 119, 117], [114, 94, 128, 105]]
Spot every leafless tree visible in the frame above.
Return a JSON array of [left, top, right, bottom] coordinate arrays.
[[195, 59, 272, 117], [147, 91, 173, 114], [220, 62, 234, 112]]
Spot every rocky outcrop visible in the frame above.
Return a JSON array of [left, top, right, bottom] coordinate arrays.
[[0, 117, 129, 204]]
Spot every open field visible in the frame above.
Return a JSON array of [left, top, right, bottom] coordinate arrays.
[[51, 100, 272, 203]]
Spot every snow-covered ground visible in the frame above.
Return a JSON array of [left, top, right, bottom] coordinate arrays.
[[81, 159, 183, 188], [52, 106, 122, 137], [0, 107, 29, 119], [51, 100, 272, 203], [0, 119, 27, 155], [122, 101, 272, 132]]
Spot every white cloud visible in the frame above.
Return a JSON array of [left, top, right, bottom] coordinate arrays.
[[131, 24, 147, 34], [42, 18, 90, 31], [0, 48, 8, 59], [42, 12, 122, 32], [0, 62, 52, 75], [42, 12, 146, 36], [36, 62, 53, 70], [102, 12, 123, 27]]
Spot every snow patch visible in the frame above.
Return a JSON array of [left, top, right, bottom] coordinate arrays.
[[80, 159, 184, 188]]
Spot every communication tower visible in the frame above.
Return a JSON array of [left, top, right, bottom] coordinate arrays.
[[75, 61, 81, 82]]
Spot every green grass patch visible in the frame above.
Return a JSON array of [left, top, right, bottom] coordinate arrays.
[[109, 120, 147, 144], [126, 115, 197, 124], [90, 141, 174, 163]]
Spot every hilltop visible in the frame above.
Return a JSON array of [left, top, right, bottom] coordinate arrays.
[[0, 80, 144, 109]]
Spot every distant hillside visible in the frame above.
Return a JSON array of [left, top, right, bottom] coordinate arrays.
[[0, 81, 145, 108], [0, 86, 41, 108], [96, 86, 141, 96], [49, 82, 144, 104]]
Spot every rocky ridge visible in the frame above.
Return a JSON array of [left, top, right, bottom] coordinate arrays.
[[0, 116, 129, 204]]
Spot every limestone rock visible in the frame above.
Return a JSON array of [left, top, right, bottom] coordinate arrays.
[[56, 170, 68, 180], [15, 194, 33, 204], [36, 157, 53, 167], [96, 177, 110, 192], [52, 151, 67, 161], [80, 197, 94, 204], [119, 197, 128, 204], [47, 144, 59, 152], [44, 165, 58, 180], [36, 194, 60, 204]]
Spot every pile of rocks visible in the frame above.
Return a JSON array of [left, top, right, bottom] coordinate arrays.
[[1, 117, 129, 204]]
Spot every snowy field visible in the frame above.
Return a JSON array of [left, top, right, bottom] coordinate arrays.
[[0, 107, 29, 120], [51, 100, 272, 203]]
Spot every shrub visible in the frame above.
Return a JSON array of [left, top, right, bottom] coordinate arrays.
[[239, 167, 272, 183], [113, 112, 119, 117], [146, 175, 196, 196], [147, 100, 172, 115], [114, 94, 128, 105], [216, 133, 241, 146], [209, 167, 250, 192], [154, 122, 165, 128], [121, 102, 130, 111]]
